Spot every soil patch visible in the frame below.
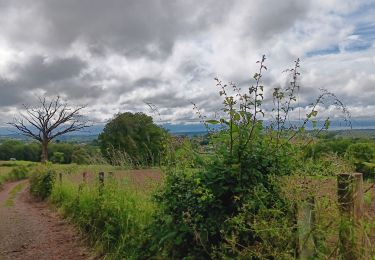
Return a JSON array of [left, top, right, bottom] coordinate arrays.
[[0, 180, 97, 260]]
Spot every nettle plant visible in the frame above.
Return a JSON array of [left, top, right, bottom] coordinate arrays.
[[200, 56, 350, 157], [150, 56, 350, 259]]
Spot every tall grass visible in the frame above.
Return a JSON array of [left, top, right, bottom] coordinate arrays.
[[50, 175, 155, 259], [0, 163, 33, 187]]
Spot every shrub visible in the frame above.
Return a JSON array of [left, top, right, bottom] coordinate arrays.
[[7, 165, 30, 181], [357, 162, 375, 179], [345, 143, 375, 164], [144, 131, 297, 259], [174, 139, 205, 169], [144, 56, 350, 258], [50, 152, 65, 164], [29, 164, 56, 199]]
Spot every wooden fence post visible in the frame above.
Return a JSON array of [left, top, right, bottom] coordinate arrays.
[[99, 172, 105, 194], [297, 196, 316, 259], [337, 173, 364, 259], [78, 172, 88, 195], [83, 172, 87, 183], [59, 172, 62, 185], [293, 203, 299, 259]]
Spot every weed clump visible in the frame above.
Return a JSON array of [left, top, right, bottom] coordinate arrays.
[[50, 176, 154, 258], [29, 164, 56, 199]]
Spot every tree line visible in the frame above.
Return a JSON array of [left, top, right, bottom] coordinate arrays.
[[0, 140, 99, 164]]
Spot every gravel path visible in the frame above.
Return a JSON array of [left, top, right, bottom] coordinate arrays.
[[0, 180, 96, 260]]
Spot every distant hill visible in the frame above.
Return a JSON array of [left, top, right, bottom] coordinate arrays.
[[0, 119, 374, 142]]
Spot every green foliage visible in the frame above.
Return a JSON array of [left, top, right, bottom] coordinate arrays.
[[7, 165, 31, 181], [29, 164, 56, 199], [357, 162, 375, 179], [297, 153, 353, 176], [0, 163, 34, 187], [99, 112, 167, 166], [304, 138, 353, 159], [217, 183, 296, 259], [4, 182, 25, 207], [146, 132, 297, 258], [345, 142, 375, 165], [0, 140, 41, 161], [71, 146, 98, 165], [174, 139, 206, 169], [304, 137, 375, 179], [50, 177, 154, 259], [50, 152, 65, 164], [343, 142, 375, 178], [144, 57, 316, 258], [0, 140, 99, 165]]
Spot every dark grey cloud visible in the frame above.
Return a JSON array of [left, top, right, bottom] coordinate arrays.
[[0, 55, 104, 106], [5, 0, 231, 58], [12, 55, 87, 89], [241, 0, 311, 42], [0, 78, 24, 106]]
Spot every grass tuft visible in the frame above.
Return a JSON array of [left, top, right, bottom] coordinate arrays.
[[3, 182, 25, 207]]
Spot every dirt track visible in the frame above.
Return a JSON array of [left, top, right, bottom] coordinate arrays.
[[0, 181, 96, 260]]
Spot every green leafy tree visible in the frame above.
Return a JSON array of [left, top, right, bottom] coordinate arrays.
[[98, 112, 166, 166], [50, 152, 65, 164], [23, 142, 42, 161], [49, 142, 74, 163], [0, 140, 41, 161], [305, 138, 353, 159], [71, 146, 96, 165], [345, 142, 375, 165]]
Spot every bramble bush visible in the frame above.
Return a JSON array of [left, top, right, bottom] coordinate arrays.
[[29, 164, 56, 199], [7, 165, 30, 181], [143, 56, 350, 259]]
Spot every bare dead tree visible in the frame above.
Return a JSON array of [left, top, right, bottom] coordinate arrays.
[[8, 96, 90, 162]]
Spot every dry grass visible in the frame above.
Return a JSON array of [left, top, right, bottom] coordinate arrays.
[[55, 164, 163, 193], [0, 167, 12, 176], [281, 175, 375, 258]]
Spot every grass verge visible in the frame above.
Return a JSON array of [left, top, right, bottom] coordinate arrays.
[[3, 182, 25, 207], [50, 177, 155, 259]]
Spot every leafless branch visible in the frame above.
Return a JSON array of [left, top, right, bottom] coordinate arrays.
[[8, 95, 91, 162]]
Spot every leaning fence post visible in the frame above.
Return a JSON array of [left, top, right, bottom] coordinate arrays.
[[99, 171, 105, 194], [58, 172, 63, 201], [293, 203, 299, 258], [78, 172, 88, 194], [297, 196, 316, 259], [337, 172, 365, 259], [83, 172, 88, 183]]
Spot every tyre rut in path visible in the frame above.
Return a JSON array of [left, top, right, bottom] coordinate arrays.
[[0, 180, 96, 260]]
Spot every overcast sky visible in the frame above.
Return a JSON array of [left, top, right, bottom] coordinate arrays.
[[0, 0, 374, 124]]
